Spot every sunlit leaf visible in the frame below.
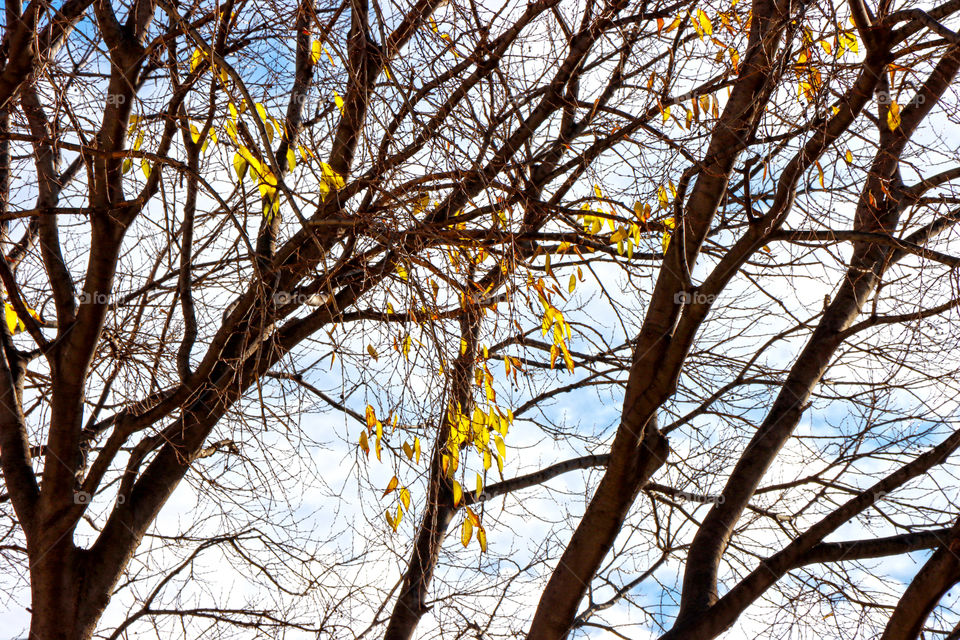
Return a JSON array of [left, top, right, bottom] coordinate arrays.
[[887, 100, 901, 131], [359, 430, 370, 456], [452, 480, 462, 506], [383, 476, 399, 497]]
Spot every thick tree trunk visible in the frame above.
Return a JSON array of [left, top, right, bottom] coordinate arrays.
[[28, 538, 94, 640]]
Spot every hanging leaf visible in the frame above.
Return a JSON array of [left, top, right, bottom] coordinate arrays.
[[477, 525, 487, 552], [189, 48, 203, 73], [452, 480, 464, 506], [4, 304, 26, 334], [383, 476, 399, 497], [367, 344, 379, 360], [310, 40, 322, 65], [400, 487, 411, 511], [887, 100, 901, 131], [695, 9, 712, 36], [231, 153, 247, 182], [661, 217, 676, 252], [359, 430, 370, 456], [461, 518, 473, 547]]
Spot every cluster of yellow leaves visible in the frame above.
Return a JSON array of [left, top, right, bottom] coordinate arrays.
[[460, 504, 486, 552], [359, 405, 424, 533], [383, 474, 412, 532], [658, 6, 743, 78], [445, 401, 511, 478], [225, 100, 344, 218], [4, 302, 39, 334], [123, 117, 155, 179]]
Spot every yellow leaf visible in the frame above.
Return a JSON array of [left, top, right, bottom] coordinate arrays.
[[367, 344, 379, 360], [664, 15, 682, 33], [122, 158, 132, 174], [141, 159, 151, 179], [383, 476, 399, 497], [286, 148, 296, 172], [190, 123, 201, 144], [568, 274, 576, 293], [359, 430, 370, 456], [495, 435, 506, 460], [477, 525, 487, 552], [333, 92, 344, 113], [840, 31, 858, 54], [400, 487, 411, 511], [402, 441, 414, 460], [255, 102, 268, 123], [310, 40, 322, 65], [845, 149, 853, 164], [695, 9, 712, 36], [320, 162, 346, 192], [385, 509, 396, 530], [661, 105, 671, 123], [657, 186, 669, 209], [452, 480, 462, 506], [190, 48, 203, 73], [461, 518, 473, 547], [4, 304, 25, 334], [476, 473, 484, 497], [232, 153, 248, 181], [228, 102, 238, 122], [366, 405, 377, 429], [593, 184, 604, 200], [887, 100, 901, 131], [414, 437, 421, 464]]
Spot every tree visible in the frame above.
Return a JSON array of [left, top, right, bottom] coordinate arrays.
[[3, 0, 960, 638]]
